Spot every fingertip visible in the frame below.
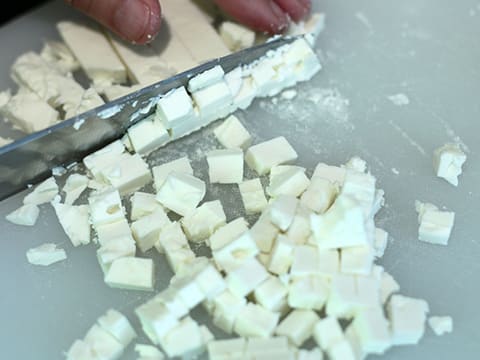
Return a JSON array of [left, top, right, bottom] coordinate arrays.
[[274, 0, 311, 23]]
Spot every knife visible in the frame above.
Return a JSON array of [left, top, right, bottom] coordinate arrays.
[[0, 36, 297, 201]]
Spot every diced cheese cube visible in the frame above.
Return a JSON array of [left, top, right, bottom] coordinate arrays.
[[288, 275, 330, 310], [5, 203, 39, 226], [170, 276, 205, 309], [206, 148, 244, 184], [97, 236, 136, 273], [327, 339, 356, 360], [105, 257, 154, 291], [233, 76, 258, 110], [155, 87, 196, 134], [88, 188, 125, 228], [352, 306, 392, 354], [219, 21, 255, 51], [267, 165, 310, 198], [95, 218, 132, 246], [63, 173, 89, 205], [226, 257, 269, 297], [415, 201, 455, 246], [387, 295, 429, 345], [250, 210, 279, 252], [127, 114, 170, 155], [164, 247, 196, 274], [310, 194, 368, 249], [253, 275, 288, 313], [193, 262, 227, 300], [156, 221, 189, 254], [191, 81, 233, 124], [83, 140, 125, 181], [23, 177, 58, 205], [131, 208, 171, 252], [267, 234, 294, 275], [312, 163, 346, 185], [285, 209, 311, 245], [344, 325, 366, 360], [180, 200, 226, 242], [84, 324, 124, 360], [269, 195, 298, 231], [373, 228, 388, 258], [238, 178, 268, 215], [245, 137, 298, 175], [245, 337, 293, 359], [341, 170, 377, 218], [428, 316, 453, 336], [52, 203, 91, 247], [433, 143, 466, 186], [209, 217, 248, 251], [213, 114, 252, 150], [208, 338, 246, 360], [135, 300, 179, 344], [313, 316, 344, 350], [275, 309, 319, 346], [129, 191, 163, 221], [213, 231, 259, 272], [97, 309, 137, 347], [233, 303, 280, 338], [188, 65, 225, 92], [290, 245, 321, 277], [155, 288, 189, 319], [152, 156, 193, 191], [317, 249, 340, 277], [26, 243, 67, 266], [224, 67, 243, 98], [301, 177, 338, 214], [212, 290, 247, 334], [156, 172, 206, 216], [340, 245, 375, 275]]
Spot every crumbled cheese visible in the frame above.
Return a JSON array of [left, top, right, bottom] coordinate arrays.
[[52, 203, 91, 247], [433, 143, 466, 186], [23, 177, 59, 205], [428, 316, 453, 336], [26, 243, 67, 266]]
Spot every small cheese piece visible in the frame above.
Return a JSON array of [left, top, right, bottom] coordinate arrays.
[[97, 237, 136, 273], [275, 309, 319, 346], [341, 170, 377, 217], [181, 200, 226, 242], [23, 177, 59, 205], [131, 208, 171, 252], [135, 300, 179, 344], [300, 177, 338, 214], [253, 276, 288, 313], [238, 178, 268, 214], [290, 245, 321, 277], [129, 191, 163, 221], [169, 276, 206, 310], [267, 165, 310, 198], [340, 245, 375, 275], [317, 249, 340, 277], [352, 306, 392, 354], [219, 21, 255, 51], [152, 157, 193, 191], [84, 324, 124, 360], [213, 231, 259, 272], [88, 188, 125, 228], [96, 218, 132, 246], [288, 275, 330, 310], [155, 288, 189, 319], [433, 143, 466, 186], [226, 257, 269, 297], [297, 348, 324, 360], [156, 172, 206, 216], [312, 163, 346, 185], [97, 309, 137, 347], [213, 114, 252, 150], [268, 234, 295, 275], [159, 317, 207, 359], [415, 201, 455, 246], [245, 337, 293, 359], [313, 316, 344, 350], [63, 173, 89, 205], [245, 136, 298, 175], [26, 243, 67, 266], [40, 40, 79, 74], [105, 257, 154, 291], [234, 76, 258, 110], [52, 203, 91, 247], [387, 294, 429, 345], [127, 114, 170, 155], [207, 148, 244, 184], [191, 81, 234, 124], [208, 217, 248, 251], [207, 338, 246, 360], [211, 291, 247, 334], [66, 339, 95, 360], [83, 140, 125, 181], [187, 65, 225, 92], [269, 195, 298, 231], [428, 316, 453, 336], [286, 210, 311, 245], [233, 303, 280, 338], [156, 221, 189, 254], [5, 203, 39, 226], [134, 344, 165, 359]]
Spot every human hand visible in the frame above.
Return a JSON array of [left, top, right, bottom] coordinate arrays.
[[65, 0, 311, 45]]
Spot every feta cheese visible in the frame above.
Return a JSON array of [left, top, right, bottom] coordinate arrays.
[[211, 290, 247, 334], [312, 163, 346, 185], [428, 316, 453, 336], [83, 140, 125, 181], [159, 317, 207, 358], [208, 217, 248, 251], [88, 188, 125, 228], [433, 143, 466, 186], [206, 148, 244, 184], [104, 257, 155, 291], [340, 245, 375, 275], [156, 221, 189, 254], [267, 234, 294, 275], [327, 339, 356, 360], [62, 173, 89, 205], [245, 337, 293, 359], [288, 275, 330, 310], [152, 156, 193, 191], [245, 136, 298, 175], [5, 203, 39, 226], [313, 316, 345, 350], [188, 65, 225, 92], [238, 178, 268, 214], [233, 76, 258, 110], [286, 210, 311, 245], [131, 208, 171, 252], [269, 195, 298, 231], [129, 191, 163, 221], [226, 257, 269, 297], [219, 21, 255, 51], [154, 288, 189, 319], [301, 177, 338, 214], [275, 309, 319, 346], [213, 231, 259, 272], [26, 243, 67, 266], [23, 176, 58, 205], [191, 81, 234, 124], [233, 303, 280, 338], [134, 344, 165, 359], [95, 218, 132, 246], [52, 203, 91, 247], [267, 165, 310, 198], [156, 172, 206, 216], [290, 245, 321, 277], [164, 247, 196, 275], [181, 200, 227, 242], [341, 170, 376, 217], [213, 114, 252, 150], [208, 338, 246, 360], [127, 114, 170, 155], [169, 275, 206, 309], [84, 324, 124, 360], [352, 306, 392, 354], [415, 201, 455, 246], [40, 40, 79, 74], [97, 237, 136, 273], [373, 228, 388, 258], [97, 309, 137, 347], [253, 275, 288, 313]]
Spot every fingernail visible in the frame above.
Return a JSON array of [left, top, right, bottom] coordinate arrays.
[[269, 2, 289, 32], [113, 0, 160, 44], [270, 1, 287, 20]]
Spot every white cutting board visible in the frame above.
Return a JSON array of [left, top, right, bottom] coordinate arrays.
[[0, 0, 479, 359]]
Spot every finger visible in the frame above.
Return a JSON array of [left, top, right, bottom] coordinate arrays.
[[274, 0, 311, 22], [66, 0, 162, 44], [214, 0, 289, 34]]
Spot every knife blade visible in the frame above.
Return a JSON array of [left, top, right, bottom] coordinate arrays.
[[0, 36, 296, 201]]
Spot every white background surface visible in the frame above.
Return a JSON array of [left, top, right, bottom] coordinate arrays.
[[0, 0, 479, 359]]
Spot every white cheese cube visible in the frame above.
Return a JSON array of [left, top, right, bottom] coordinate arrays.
[[238, 178, 268, 215], [105, 257, 154, 291], [245, 136, 298, 175], [63, 173, 89, 205], [219, 21, 255, 51], [312, 163, 346, 185], [275, 309, 319, 346], [52, 203, 91, 247], [340, 245, 375, 275], [83, 140, 125, 181], [159, 316, 206, 358], [250, 210, 279, 252], [267, 165, 310, 198], [268, 234, 295, 275], [88, 188, 125, 228], [155, 288, 189, 319], [380, 271, 400, 304], [226, 257, 269, 297], [127, 115, 170, 155], [352, 306, 392, 355], [5, 203, 39, 226], [387, 295, 429, 345], [180, 200, 226, 242], [428, 316, 453, 336], [344, 325, 366, 360], [23, 177, 58, 205], [313, 316, 344, 350], [290, 245, 321, 277], [233, 76, 258, 110], [433, 143, 466, 186], [131, 208, 171, 252], [165, 247, 196, 274], [301, 177, 338, 214], [415, 201, 455, 246], [170, 276, 205, 309], [310, 194, 368, 249], [66, 339, 95, 360], [208, 338, 246, 360], [207, 148, 244, 184], [373, 228, 388, 258], [155, 87, 197, 135], [286, 209, 312, 245], [233, 303, 280, 338], [288, 275, 330, 310], [341, 170, 377, 218], [134, 344, 165, 359], [317, 249, 340, 277], [253, 276, 288, 313], [327, 339, 356, 360], [245, 337, 293, 359], [156, 221, 189, 254], [84, 324, 124, 360], [213, 114, 252, 150], [101, 153, 152, 196], [97, 309, 137, 347], [152, 156, 193, 191], [193, 262, 227, 300], [191, 81, 234, 124], [129, 191, 163, 221], [212, 290, 247, 334], [250, 59, 277, 96], [187, 65, 225, 92], [26, 243, 67, 266], [209, 217, 248, 251], [95, 218, 132, 246], [213, 231, 259, 272], [156, 172, 206, 216], [135, 300, 179, 344], [270, 195, 298, 231], [97, 237, 136, 273]]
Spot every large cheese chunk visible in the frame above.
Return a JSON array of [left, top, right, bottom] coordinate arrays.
[[5, 203, 40, 226], [152, 157, 193, 191], [23, 177, 59, 205], [206, 148, 244, 184], [104, 257, 155, 291], [245, 136, 298, 175], [433, 143, 466, 186]]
